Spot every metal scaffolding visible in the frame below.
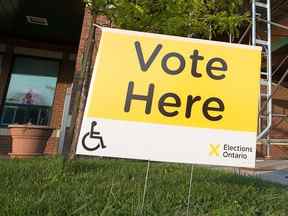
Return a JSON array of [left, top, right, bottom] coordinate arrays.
[[252, 0, 288, 157], [252, 0, 272, 143]]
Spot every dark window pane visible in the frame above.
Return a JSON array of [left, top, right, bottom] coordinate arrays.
[[14, 107, 26, 124], [27, 107, 39, 125], [39, 109, 49, 125], [1, 107, 15, 124]]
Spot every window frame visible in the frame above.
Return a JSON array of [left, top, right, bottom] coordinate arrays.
[[0, 54, 61, 127]]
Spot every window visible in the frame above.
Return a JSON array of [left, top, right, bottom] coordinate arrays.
[[0, 56, 59, 126]]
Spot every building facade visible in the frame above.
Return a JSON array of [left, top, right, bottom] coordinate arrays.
[[0, 0, 288, 159], [0, 0, 84, 155]]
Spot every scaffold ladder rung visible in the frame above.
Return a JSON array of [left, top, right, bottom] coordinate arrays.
[[261, 71, 268, 76], [256, 39, 268, 46], [261, 93, 269, 97], [260, 79, 268, 85], [255, 2, 268, 8]]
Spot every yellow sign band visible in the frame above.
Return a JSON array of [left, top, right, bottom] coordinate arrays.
[[87, 28, 261, 132]]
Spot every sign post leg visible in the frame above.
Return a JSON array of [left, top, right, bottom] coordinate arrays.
[[140, 160, 150, 215], [186, 165, 194, 216]]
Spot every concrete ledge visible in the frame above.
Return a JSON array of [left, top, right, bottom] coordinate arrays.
[[255, 160, 288, 171]]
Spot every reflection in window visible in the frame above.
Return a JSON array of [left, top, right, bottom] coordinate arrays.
[[0, 56, 59, 126]]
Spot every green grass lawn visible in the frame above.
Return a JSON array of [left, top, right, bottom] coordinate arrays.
[[0, 157, 287, 216]]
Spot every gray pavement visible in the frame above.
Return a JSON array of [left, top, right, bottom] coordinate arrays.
[[241, 160, 288, 186], [256, 170, 288, 185], [255, 159, 288, 171]]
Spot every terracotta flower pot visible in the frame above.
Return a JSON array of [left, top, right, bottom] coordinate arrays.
[[8, 124, 54, 158]]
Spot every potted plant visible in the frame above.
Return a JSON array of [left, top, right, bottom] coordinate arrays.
[[8, 123, 54, 158]]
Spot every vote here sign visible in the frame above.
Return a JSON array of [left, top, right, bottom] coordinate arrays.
[[76, 27, 261, 168]]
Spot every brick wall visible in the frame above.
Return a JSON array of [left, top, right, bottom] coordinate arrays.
[[64, 10, 111, 155], [258, 84, 288, 159], [73, 12, 110, 87], [270, 145, 288, 159], [257, 144, 288, 159], [62, 7, 93, 155], [270, 85, 288, 139], [75, 8, 93, 74], [44, 53, 75, 154]]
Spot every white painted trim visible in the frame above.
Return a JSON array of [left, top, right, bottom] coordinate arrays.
[[0, 44, 5, 52], [14, 47, 63, 59], [54, 129, 61, 138], [100, 27, 262, 51], [58, 87, 72, 153], [50, 129, 60, 138]]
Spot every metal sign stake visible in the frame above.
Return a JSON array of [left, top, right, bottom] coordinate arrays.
[[186, 165, 194, 216], [140, 160, 150, 215]]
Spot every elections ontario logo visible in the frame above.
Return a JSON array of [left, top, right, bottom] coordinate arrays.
[[209, 144, 253, 160]]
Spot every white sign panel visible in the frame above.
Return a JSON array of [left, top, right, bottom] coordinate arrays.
[[76, 27, 261, 168]]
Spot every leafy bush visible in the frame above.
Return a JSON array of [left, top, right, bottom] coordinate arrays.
[[84, 0, 249, 40]]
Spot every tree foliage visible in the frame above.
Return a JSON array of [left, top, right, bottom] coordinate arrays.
[[84, 0, 249, 40]]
